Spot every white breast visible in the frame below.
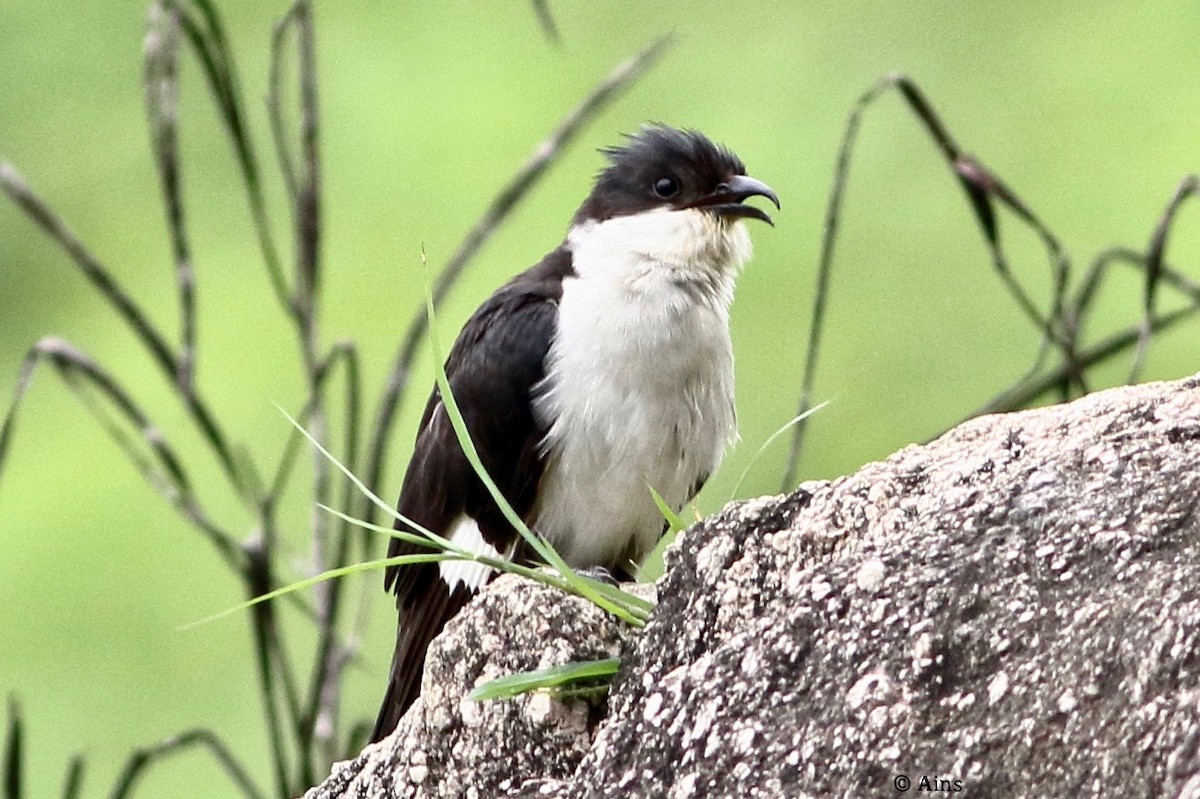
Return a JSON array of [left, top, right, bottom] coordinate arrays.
[[531, 208, 750, 571]]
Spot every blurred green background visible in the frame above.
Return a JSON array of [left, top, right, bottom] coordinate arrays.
[[1, 1, 1196, 796]]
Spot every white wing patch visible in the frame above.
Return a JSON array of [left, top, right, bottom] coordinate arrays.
[[438, 516, 504, 593]]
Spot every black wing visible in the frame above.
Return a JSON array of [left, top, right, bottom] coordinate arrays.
[[371, 248, 572, 740]]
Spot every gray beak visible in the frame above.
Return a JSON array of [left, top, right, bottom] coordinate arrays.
[[692, 174, 781, 225]]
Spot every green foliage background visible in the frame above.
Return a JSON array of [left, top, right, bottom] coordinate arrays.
[[0, 2, 1196, 796]]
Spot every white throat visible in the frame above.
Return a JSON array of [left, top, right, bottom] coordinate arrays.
[[565, 207, 752, 304]]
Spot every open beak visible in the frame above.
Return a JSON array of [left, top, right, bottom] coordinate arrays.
[[690, 174, 781, 226]]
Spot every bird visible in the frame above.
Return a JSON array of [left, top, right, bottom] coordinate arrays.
[[371, 124, 779, 741]]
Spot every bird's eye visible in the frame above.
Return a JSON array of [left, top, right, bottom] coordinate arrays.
[[653, 176, 680, 199]]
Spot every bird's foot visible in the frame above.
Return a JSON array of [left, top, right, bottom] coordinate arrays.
[[576, 565, 620, 587]]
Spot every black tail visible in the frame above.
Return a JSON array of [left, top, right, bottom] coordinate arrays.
[[370, 581, 473, 742]]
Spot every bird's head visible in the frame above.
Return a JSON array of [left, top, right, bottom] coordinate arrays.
[[568, 125, 779, 284], [574, 125, 779, 226]]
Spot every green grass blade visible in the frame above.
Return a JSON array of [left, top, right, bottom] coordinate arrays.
[[264, 249, 654, 631], [421, 249, 649, 626], [315, 502, 582, 592], [468, 657, 621, 701], [321, 498, 652, 613], [180, 552, 452, 630], [276, 403, 456, 551], [316, 502, 444, 550], [578, 576, 655, 613], [648, 485, 688, 535], [729, 401, 829, 501]]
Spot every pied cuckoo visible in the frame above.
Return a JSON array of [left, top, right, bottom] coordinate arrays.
[[372, 125, 778, 740]]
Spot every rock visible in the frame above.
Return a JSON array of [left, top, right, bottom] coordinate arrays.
[[307, 374, 1200, 798], [304, 578, 652, 799]]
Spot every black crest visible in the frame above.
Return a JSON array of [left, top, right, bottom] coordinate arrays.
[[572, 125, 750, 224]]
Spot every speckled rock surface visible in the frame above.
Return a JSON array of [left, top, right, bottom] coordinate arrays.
[[303, 578, 651, 799], [307, 374, 1200, 799]]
